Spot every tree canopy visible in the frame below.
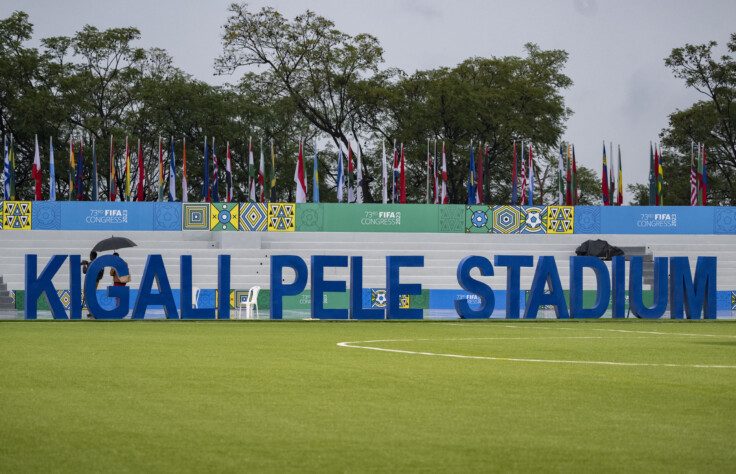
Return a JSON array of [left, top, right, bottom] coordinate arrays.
[[0, 5, 580, 204]]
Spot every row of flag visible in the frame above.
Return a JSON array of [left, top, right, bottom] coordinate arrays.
[[3, 134, 711, 206], [601, 142, 624, 206]]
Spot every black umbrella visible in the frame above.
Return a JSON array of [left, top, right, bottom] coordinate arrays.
[[92, 236, 137, 253]]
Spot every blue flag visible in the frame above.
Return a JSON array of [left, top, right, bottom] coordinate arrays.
[[313, 146, 319, 203], [467, 143, 477, 205], [336, 144, 344, 203], [202, 136, 209, 202], [169, 137, 176, 201], [49, 137, 56, 201]]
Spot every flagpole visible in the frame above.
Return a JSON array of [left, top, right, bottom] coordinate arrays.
[[426, 138, 430, 204]]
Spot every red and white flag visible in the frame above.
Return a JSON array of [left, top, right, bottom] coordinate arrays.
[[294, 139, 307, 203], [441, 142, 448, 204], [258, 140, 265, 203], [32, 134, 42, 200]]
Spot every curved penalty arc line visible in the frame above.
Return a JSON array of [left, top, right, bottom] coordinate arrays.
[[336, 338, 736, 369]]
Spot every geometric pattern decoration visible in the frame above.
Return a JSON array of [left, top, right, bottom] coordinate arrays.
[[296, 203, 323, 232], [153, 203, 181, 231], [520, 206, 548, 234], [239, 203, 268, 231], [232, 290, 250, 309], [439, 205, 465, 233], [268, 203, 295, 232], [3, 201, 32, 230], [547, 206, 574, 234], [182, 203, 210, 230], [491, 205, 521, 234], [370, 289, 409, 309], [210, 203, 239, 231], [732, 291, 736, 311], [574, 206, 601, 234], [714, 207, 736, 234], [0, 204, 3, 230], [32, 202, 61, 230], [465, 205, 493, 233]]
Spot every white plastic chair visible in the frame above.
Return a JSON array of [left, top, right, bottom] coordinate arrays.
[[192, 287, 200, 309], [238, 286, 260, 320]]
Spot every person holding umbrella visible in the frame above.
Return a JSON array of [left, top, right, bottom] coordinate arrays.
[[81, 250, 104, 319]]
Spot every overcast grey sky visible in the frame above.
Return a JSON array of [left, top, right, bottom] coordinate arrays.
[[4, 0, 736, 201]]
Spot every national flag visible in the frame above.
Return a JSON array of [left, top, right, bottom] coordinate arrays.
[[467, 142, 476, 205], [476, 141, 483, 205], [225, 141, 233, 202], [511, 141, 517, 205], [656, 145, 664, 206], [617, 145, 623, 206], [392, 141, 399, 203], [91, 138, 98, 201], [565, 145, 572, 205], [648, 143, 655, 205], [356, 145, 363, 203], [654, 146, 660, 206], [519, 153, 527, 206], [181, 138, 187, 203], [557, 143, 564, 205], [399, 143, 406, 203], [49, 137, 56, 201], [270, 140, 276, 202], [441, 142, 448, 204], [169, 137, 177, 202], [76, 138, 84, 201], [430, 144, 438, 204], [9, 137, 15, 200], [32, 135, 42, 200], [109, 135, 116, 202], [690, 141, 697, 206], [68, 138, 75, 201], [248, 138, 255, 201], [294, 139, 307, 203], [381, 140, 387, 204], [701, 144, 707, 206], [572, 145, 578, 205], [202, 135, 210, 202], [158, 136, 164, 202], [426, 139, 431, 204], [313, 143, 319, 203], [528, 144, 533, 205], [3, 136, 10, 200], [211, 137, 219, 202], [609, 143, 615, 206], [259, 140, 265, 203], [602, 142, 609, 206], [125, 137, 130, 201], [137, 139, 145, 201], [336, 143, 344, 203], [347, 143, 354, 203]]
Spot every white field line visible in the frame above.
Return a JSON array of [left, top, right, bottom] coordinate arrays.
[[337, 333, 736, 368]]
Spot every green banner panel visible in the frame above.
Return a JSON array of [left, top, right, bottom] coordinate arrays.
[[296, 203, 440, 233]]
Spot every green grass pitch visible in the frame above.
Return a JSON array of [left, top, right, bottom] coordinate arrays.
[[1, 320, 735, 472]]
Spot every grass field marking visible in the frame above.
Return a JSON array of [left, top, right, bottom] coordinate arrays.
[[337, 337, 736, 369], [591, 328, 736, 338]]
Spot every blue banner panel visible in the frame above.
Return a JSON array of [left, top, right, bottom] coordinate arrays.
[[574, 206, 720, 235], [428, 289, 525, 318], [41, 202, 183, 231]]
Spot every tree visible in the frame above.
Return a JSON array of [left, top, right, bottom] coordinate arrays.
[[216, 3, 384, 201], [662, 33, 736, 205]]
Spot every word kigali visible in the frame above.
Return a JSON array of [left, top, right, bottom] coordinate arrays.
[[23, 254, 716, 320]]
